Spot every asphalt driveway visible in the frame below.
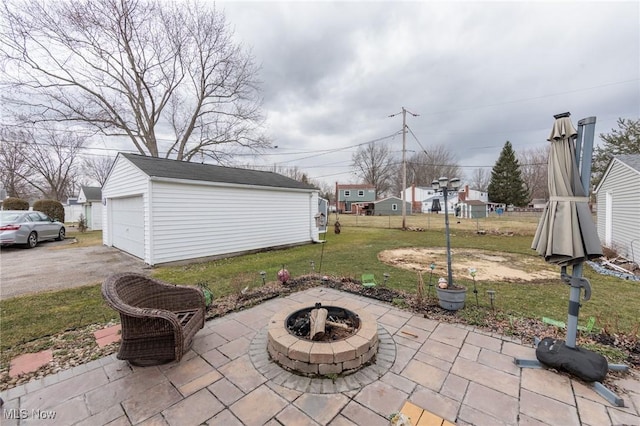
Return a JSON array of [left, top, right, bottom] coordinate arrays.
[[0, 239, 149, 299]]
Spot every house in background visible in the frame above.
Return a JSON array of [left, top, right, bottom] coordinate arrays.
[[335, 183, 376, 213], [102, 153, 320, 265], [63, 197, 83, 223], [404, 184, 488, 214], [373, 196, 412, 216], [457, 185, 489, 203], [594, 154, 640, 264], [78, 186, 103, 230], [421, 192, 459, 214], [402, 185, 436, 213]]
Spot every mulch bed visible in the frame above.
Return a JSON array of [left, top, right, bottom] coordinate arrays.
[[1, 273, 638, 393]]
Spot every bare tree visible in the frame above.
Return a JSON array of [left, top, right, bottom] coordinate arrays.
[[315, 181, 335, 202], [82, 155, 115, 187], [0, 127, 36, 198], [404, 145, 462, 187], [469, 168, 491, 191], [1, 0, 269, 163], [271, 164, 334, 200], [351, 142, 396, 197], [518, 145, 549, 201], [14, 129, 86, 201], [272, 165, 306, 182]]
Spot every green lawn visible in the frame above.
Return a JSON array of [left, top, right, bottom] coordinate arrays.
[[1, 217, 638, 358]]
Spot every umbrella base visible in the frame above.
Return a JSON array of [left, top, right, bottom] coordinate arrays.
[[535, 337, 607, 382]]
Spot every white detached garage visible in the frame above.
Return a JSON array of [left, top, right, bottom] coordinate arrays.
[[102, 153, 320, 265]]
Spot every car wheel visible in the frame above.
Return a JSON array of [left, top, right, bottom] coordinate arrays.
[[26, 232, 37, 249], [56, 227, 66, 241]]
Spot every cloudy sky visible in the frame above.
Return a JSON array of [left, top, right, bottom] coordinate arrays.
[[216, 0, 639, 188]]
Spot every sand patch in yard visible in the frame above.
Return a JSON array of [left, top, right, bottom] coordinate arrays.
[[378, 247, 558, 282]]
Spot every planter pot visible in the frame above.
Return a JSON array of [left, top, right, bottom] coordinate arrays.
[[436, 286, 467, 311]]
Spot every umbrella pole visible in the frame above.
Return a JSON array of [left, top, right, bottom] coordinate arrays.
[[565, 264, 584, 348], [564, 117, 597, 349]]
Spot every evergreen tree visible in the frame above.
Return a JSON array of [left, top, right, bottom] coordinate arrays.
[[488, 141, 529, 207], [592, 118, 640, 188]]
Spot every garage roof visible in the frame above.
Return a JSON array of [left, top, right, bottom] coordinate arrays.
[[121, 153, 317, 190]]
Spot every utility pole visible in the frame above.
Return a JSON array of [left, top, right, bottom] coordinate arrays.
[[389, 107, 419, 229]]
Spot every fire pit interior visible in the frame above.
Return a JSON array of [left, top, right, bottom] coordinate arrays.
[[286, 303, 360, 342], [267, 302, 378, 377]]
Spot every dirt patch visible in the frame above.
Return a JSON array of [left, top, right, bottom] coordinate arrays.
[[378, 248, 557, 282]]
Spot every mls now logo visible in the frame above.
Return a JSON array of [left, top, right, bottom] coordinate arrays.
[[4, 408, 57, 420]]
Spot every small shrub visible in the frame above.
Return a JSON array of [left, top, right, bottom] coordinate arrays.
[[1, 197, 29, 210], [77, 214, 88, 233], [33, 199, 65, 222]]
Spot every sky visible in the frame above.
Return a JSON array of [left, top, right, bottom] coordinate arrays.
[[213, 0, 640, 188]]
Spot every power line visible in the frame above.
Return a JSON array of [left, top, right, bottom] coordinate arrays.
[[274, 131, 402, 165], [406, 125, 430, 158]]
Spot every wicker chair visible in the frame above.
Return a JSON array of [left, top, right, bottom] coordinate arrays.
[[102, 272, 206, 366]]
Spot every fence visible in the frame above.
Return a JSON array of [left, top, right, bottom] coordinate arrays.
[[328, 211, 544, 235]]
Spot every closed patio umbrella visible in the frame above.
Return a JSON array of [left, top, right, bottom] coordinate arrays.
[[524, 114, 626, 406], [532, 113, 602, 266], [532, 112, 602, 350]]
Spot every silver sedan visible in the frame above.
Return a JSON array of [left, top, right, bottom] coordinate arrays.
[[0, 210, 66, 248]]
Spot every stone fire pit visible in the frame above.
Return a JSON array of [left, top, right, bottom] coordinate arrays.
[[267, 302, 378, 377]]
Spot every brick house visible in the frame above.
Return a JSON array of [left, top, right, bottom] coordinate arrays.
[[335, 184, 376, 214]]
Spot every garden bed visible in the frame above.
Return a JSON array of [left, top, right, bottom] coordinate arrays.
[[1, 274, 638, 392]]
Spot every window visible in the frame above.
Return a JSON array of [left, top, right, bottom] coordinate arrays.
[[344, 190, 351, 197], [392, 204, 398, 211], [358, 190, 364, 197]]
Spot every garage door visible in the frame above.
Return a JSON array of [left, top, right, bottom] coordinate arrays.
[[111, 196, 144, 259]]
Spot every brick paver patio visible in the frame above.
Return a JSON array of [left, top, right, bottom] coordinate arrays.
[[1, 287, 639, 425]]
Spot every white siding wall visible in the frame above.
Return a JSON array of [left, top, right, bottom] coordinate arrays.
[[102, 157, 150, 262], [149, 180, 318, 264], [596, 160, 640, 263], [91, 203, 103, 230], [403, 187, 435, 205]]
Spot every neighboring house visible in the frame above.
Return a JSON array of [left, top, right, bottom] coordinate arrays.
[[405, 184, 488, 214], [335, 184, 376, 213], [457, 185, 489, 203], [64, 197, 83, 223], [77, 186, 103, 230], [373, 197, 412, 216], [102, 153, 320, 265], [422, 193, 459, 214], [594, 154, 640, 264], [402, 185, 436, 213], [458, 199, 488, 219]]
